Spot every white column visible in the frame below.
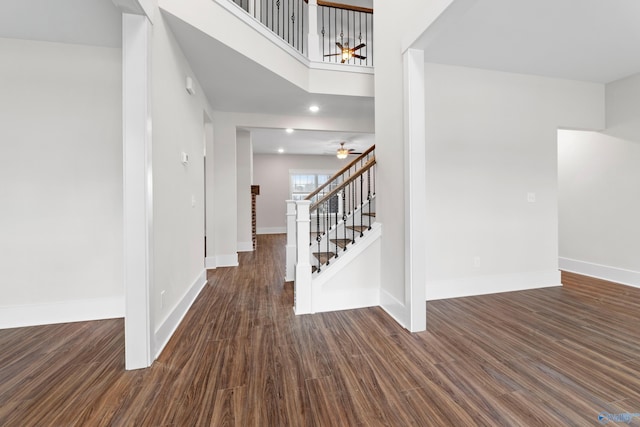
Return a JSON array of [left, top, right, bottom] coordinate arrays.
[[123, 13, 154, 369], [285, 200, 297, 282], [307, 0, 321, 62], [403, 48, 427, 332], [294, 200, 312, 314]]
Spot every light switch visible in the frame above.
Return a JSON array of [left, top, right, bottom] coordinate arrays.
[[527, 192, 536, 203]]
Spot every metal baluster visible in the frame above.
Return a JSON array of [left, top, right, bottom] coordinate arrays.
[[367, 168, 372, 230], [316, 207, 321, 272], [342, 189, 347, 251], [359, 173, 364, 237], [325, 201, 330, 265], [333, 195, 339, 257]]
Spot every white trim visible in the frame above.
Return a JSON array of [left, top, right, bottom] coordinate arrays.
[[205, 253, 240, 269], [154, 270, 207, 358], [403, 48, 427, 332], [257, 227, 286, 235], [205, 256, 217, 269], [426, 270, 561, 301], [0, 296, 125, 329], [237, 241, 254, 252], [380, 289, 407, 329], [559, 258, 640, 288], [122, 13, 153, 370]]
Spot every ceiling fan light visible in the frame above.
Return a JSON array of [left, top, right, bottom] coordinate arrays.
[[337, 143, 349, 159]]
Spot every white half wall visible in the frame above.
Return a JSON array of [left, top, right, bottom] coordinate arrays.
[[253, 153, 345, 231], [423, 63, 604, 300], [0, 38, 123, 328]]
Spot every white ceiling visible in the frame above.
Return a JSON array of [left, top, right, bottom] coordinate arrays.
[[414, 0, 640, 84]]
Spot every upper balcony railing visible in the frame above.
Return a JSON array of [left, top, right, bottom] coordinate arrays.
[[230, 0, 373, 67]]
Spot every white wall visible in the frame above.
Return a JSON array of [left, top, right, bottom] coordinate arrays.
[[0, 38, 123, 327], [605, 73, 640, 142], [424, 63, 604, 300], [151, 14, 211, 352], [558, 73, 640, 287], [558, 131, 640, 283], [236, 129, 253, 251], [253, 153, 345, 233]]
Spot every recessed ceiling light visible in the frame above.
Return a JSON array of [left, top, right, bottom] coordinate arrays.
[[278, 148, 284, 153], [309, 105, 319, 113], [286, 128, 294, 133]]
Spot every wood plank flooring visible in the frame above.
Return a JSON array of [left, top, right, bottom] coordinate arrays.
[[2, 235, 640, 426]]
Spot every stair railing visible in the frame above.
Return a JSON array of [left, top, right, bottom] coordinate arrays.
[[289, 145, 375, 314], [306, 149, 375, 273]]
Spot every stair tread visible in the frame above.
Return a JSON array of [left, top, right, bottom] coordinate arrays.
[[312, 251, 335, 265], [362, 212, 376, 217], [347, 225, 368, 232], [330, 238, 352, 249]]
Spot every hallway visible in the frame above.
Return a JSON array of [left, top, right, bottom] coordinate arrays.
[[2, 235, 640, 425]]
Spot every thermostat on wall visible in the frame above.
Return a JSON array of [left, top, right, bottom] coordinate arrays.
[[181, 152, 189, 165]]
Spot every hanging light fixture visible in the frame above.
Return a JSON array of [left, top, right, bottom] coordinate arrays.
[[336, 142, 349, 159]]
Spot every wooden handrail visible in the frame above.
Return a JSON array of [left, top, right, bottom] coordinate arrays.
[[304, 0, 373, 14], [310, 157, 375, 212], [305, 145, 375, 201]]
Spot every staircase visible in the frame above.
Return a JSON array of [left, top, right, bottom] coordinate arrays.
[[285, 146, 381, 314]]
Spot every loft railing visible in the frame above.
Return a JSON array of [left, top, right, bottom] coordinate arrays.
[[319, 2, 373, 66], [228, 0, 373, 66], [232, 0, 306, 54]]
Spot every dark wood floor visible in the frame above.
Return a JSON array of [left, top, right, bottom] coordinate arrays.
[[2, 235, 640, 426]]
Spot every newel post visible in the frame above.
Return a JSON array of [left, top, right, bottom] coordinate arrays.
[[294, 200, 312, 314], [307, 0, 321, 62], [285, 200, 297, 282]]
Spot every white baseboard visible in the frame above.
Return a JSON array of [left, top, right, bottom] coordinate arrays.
[[380, 289, 407, 329], [154, 270, 207, 358], [0, 295, 125, 329], [257, 227, 286, 235], [426, 269, 561, 301], [205, 253, 239, 269], [237, 241, 254, 252], [559, 257, 640, 288]]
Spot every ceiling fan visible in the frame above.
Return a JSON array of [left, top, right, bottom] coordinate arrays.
[[336, 142, 361, 159], [324, 42, 366, 63]]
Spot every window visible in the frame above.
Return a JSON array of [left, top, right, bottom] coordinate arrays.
[[289, 171, 332, 200]]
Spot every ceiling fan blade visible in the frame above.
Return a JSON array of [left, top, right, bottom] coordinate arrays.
[[352, 43, 366, 51], [335, 42, 344, 50], [352, 54, 367, 60], [323, 53, 341, 57], [348, 148, 356, 152]]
